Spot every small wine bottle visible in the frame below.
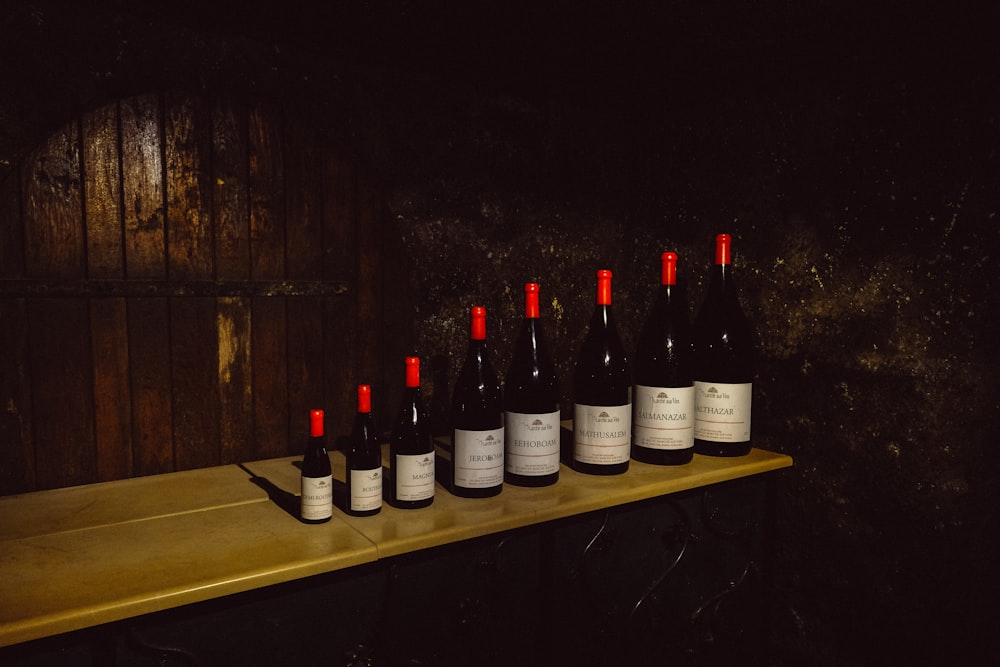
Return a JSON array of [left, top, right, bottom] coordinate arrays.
[[346, 384, 383, 516], [632, 251, 695, 465], [451, 306, 504, 498], [693, 233, 755, 457], [573, 269, 632, 475], [300, 409, 333, 523], [390, 356, 435, 508], [504, 283, 561, 487]]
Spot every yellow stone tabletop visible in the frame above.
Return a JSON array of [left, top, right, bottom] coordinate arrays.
[[0, 465, 265, 542], [0, 436, 791, 649]]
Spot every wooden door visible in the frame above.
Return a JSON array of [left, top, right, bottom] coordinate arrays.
[[0, 93, 388, 495]]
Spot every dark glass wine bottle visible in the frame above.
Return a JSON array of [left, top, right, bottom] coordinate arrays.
[[632, 251, 695, 465], [693, 233, 755, 457], [390, 356, 435, 508], [346, 384, 383, 516], [300, 409, 333, 523], [573, 269, 631, 475], [451, 306, 504, 498], [504, 282, 561, 487]]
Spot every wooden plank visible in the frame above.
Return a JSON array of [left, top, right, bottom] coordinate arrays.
[[251, 296, 288, 459], [356, 175, 384, 404], [285, 297, 325, 450], [170, 297, 221, 470], [164, 94, 214, 280], [283, 116, 322, 280], [248, 103, 285, 280], [0, 299, 35, 495], [323, 295, 355, 443], [217, 297, 253, 463], [26, 298, 96, 490], [0, 279, 347, 299], [82, 101, 124, 279], [22, 120, 84, 279], [321, 152, 358, 440], [90, 298, 133, 481], [212, 98, 250, 281], [127, 298, 173, 476], [120, 94, 166, 279], [321, 150, 357, 277], [0, 170, 24, 278]]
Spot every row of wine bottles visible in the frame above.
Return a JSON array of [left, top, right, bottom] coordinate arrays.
[[300, 233, 755, 520]]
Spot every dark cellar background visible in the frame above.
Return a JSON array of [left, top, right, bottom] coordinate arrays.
[[1, 1, 998, 665]]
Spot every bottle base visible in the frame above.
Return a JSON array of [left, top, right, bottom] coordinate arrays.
[[631, 446, 694, 465], [573, 460, 629, 476], [346, 507, 382, 517], [450, 484, 503, 498], [391, 497, 434, 509], [300, 515, 332, 524], [694, 440, 752, 457], [505, 471, 559, 487]]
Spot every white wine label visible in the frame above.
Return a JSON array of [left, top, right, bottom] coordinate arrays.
[[300, 475, 333, 520], [453, 427, 505, 488], [395, 452, 436, 501], [504, 410, 561, 476], [694, 381, 752, 443], [349, 467, 383, 512], [573, 403, 631, 465], [633, 385, 694, 450]]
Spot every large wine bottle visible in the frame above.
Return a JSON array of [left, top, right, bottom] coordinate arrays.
[[300, 409, 333, 523], [632, 251, 695, 465], [389, 357, 435, 508], [346, 384, 383, 516], [504, 283, 561, 487], [693, 233, 755, 457], [573, 269, 631, 475], [451, 306, 504, 498]]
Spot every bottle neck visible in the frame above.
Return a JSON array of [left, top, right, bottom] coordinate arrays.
[[524, 283, 540, 318], [711, 234, 735, 292], [710, 260, 734, 292], [470, 319, 486, 340], [356, 385, 371, 414], [404, 357, 420, 388], [402, 385, 422, 403], [660, 251, 677, 287], [309, 410, 324, 438], [592, 302, 614, 329], [595, 269, 613, 306], [467, 306, 489, 365], [525, 293, 540, 319], [465, 338, 490, 369]]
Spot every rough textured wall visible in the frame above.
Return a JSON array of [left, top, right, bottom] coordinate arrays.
[[1, 2, 997, 665]]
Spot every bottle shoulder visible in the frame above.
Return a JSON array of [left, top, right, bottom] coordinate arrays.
[[579, 315, 628, 359]]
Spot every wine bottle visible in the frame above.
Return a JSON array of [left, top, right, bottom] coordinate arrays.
[[573, 269, 632, 475], [693, 233, 755, 457], [390, 356, 435, 508], [346, 384, 383, 516], [451, 306, 504, 498], [632, 252, 695, 465], [504, 282, 561, 487], [300, 409, 333, 523]]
